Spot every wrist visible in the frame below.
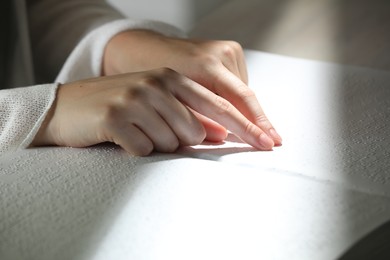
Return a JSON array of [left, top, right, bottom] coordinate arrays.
[[30, 103, 56, 147], [30, 86, 60, 147], [102, 29, 174, 76]]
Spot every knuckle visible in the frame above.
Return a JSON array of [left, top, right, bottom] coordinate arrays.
[[182, 133, 205, 146], [228, 40, 243, 52], [133, 142, 154, 156], [141, 68, 181, 91], [181, 125, 206, 146], [195, 53, 220, 68], [128, 85, 148, 100], [160, 138, 180, 153], [138, 74, 163, 89], [99, 105, 120, 127], [121, 74, 170, 103], [244, 121, 257, 136], [221, 43, 236, 59], [155, 67, 179, 79], [254, 113, 271, 126], [214, 95, 232, 115], [113, 85, 149, 106], [255, 114, 268, 122], [237, 87, 256, 100], [192, 131, 207, 145], [194, 128, 207, 144]]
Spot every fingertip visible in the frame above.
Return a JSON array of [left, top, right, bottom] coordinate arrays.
[[274, 141, 283, 147], [268, 128, 282, 146], [258, 133, 274, 150]]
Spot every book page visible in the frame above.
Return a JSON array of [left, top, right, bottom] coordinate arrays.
[[179, 50, 390, 197]]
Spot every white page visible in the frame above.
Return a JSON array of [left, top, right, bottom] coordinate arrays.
[[179, 50, 390, 196]]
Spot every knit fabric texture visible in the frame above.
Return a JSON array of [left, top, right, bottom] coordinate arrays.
[[0, 83, 58, 154]]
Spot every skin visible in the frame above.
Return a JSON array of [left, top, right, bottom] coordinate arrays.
[[32, 30, 282, 156]]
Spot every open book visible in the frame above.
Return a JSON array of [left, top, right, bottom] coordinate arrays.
[[1, 50, 390, 260]]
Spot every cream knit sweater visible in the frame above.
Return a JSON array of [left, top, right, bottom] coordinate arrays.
[[0, 0, 183, 155]]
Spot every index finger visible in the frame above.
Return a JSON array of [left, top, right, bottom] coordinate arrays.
[[210, 66, 282, 145], [174, 77, 275, 150]]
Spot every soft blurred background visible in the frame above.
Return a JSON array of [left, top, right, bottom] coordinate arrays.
[[107, 0, 228, 31], [108, 0, 390, 71]]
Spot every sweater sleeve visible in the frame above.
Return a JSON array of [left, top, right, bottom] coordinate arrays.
[[27, 0, 124, 83], [28, 0, 185, 83], [0, 83, 58, 155]]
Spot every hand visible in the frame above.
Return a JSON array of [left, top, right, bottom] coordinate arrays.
[[103, 30, 282, 146], [32, 69, 274, 156]]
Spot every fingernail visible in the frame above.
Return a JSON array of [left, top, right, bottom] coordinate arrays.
[[269, 128, 282, 146], [259, 133, 274, 150]]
